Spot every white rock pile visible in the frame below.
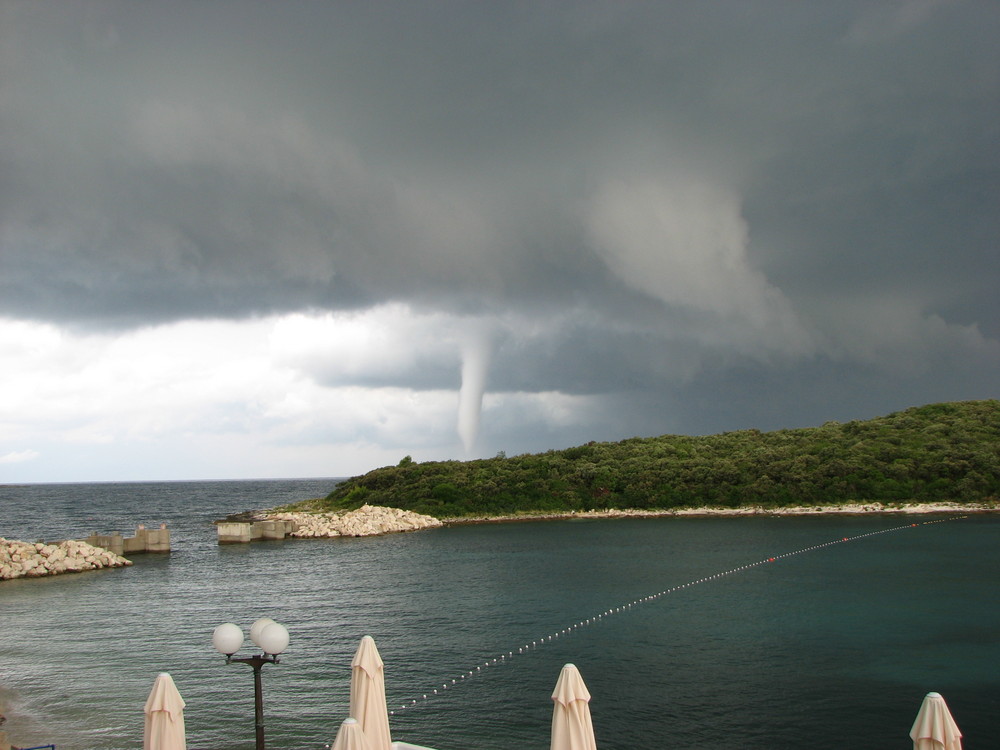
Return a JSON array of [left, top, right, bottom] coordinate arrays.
[[0, 538, 132, 581], [266, 504, 442, 538]]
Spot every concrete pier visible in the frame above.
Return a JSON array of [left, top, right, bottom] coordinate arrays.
[[85, 524, 171, 555], [216, 519, 298, 544]]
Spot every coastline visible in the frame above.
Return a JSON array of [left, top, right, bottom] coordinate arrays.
[[438, 501, 997, 525], [262, 500, 999, 531]]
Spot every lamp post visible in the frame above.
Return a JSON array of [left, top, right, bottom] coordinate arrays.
[[212, 618, 290, 750]]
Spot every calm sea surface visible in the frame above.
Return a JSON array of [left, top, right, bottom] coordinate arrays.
[[1, 480, 998, 750]]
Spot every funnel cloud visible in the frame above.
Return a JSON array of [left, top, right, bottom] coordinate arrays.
[[457, 331, 494, 456]]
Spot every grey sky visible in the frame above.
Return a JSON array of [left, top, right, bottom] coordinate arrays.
[[1, 1, 997, 481]]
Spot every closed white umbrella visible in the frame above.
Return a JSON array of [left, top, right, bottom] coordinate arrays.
[[550, 663, 597, 750], [143, 673, 186, 750], [331, 717, 374, 750], [350, 636, 392, 750], [910, 691, 962, 750]]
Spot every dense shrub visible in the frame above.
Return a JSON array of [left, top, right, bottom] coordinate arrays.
[[288, 400, 999, 517]]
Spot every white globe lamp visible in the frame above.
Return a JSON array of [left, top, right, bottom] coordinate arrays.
[[250, 617, 276, 647], [212, 622, 245, 656], [257, 622, 289, 656]]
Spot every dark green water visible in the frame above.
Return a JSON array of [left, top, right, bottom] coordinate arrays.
[[1, 481, 998, 749]]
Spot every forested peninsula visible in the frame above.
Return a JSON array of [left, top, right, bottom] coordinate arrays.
[[285, 400, 999, 519]]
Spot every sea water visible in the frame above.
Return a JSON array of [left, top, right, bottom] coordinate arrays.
[[1, 480, 998, 749]]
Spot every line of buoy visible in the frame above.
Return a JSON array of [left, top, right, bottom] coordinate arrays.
[[389, 515, 968, 714]]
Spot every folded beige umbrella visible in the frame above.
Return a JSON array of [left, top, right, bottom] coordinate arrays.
[[143, 672, 186, 750], [331, 717, 374, 750], [550, 663, 597, 750], [350, 636, 392, 750], [910, 691, 962, 750]]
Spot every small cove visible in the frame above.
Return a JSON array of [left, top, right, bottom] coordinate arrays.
[[1, 480, 998, 749]]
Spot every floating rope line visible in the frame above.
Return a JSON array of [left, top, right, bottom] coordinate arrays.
[[389, 515, 968, 715]]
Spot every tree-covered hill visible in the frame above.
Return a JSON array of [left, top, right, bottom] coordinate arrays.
[[289, 400, 999, 518]]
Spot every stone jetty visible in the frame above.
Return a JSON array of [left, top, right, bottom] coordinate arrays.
[[275, 504, 443, 536], [0, 538, 132, 581], [217, 504, 442, 543]]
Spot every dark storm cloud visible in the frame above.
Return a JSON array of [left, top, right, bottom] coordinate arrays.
[[2, 0, 997, 439]]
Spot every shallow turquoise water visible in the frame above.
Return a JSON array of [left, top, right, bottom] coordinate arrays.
[[1, 481, 998, 749]]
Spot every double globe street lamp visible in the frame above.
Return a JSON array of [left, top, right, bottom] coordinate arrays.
[[212, 618, 290, 750]]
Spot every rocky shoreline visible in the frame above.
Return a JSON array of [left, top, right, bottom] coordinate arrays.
[[439, 501, 996, 524], [0, 538, 132, 581], [7, 502, 989, 578], [262, 504, 443, 537], [257, 500, 996, 533]]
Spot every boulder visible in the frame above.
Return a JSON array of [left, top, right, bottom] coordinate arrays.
[[264, 505, 442, 539], [0, 538, 132, 581]]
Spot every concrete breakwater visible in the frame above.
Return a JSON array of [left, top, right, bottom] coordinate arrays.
[[84, 523, 171, 556], [0, 538, 132, 581], [217, 504, 442, 543]]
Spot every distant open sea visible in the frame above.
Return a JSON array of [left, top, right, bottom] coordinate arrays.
[[1, 479, 998, 750]]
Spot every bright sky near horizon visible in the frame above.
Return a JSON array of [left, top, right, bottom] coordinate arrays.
[[1, 1, 998, 483]]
